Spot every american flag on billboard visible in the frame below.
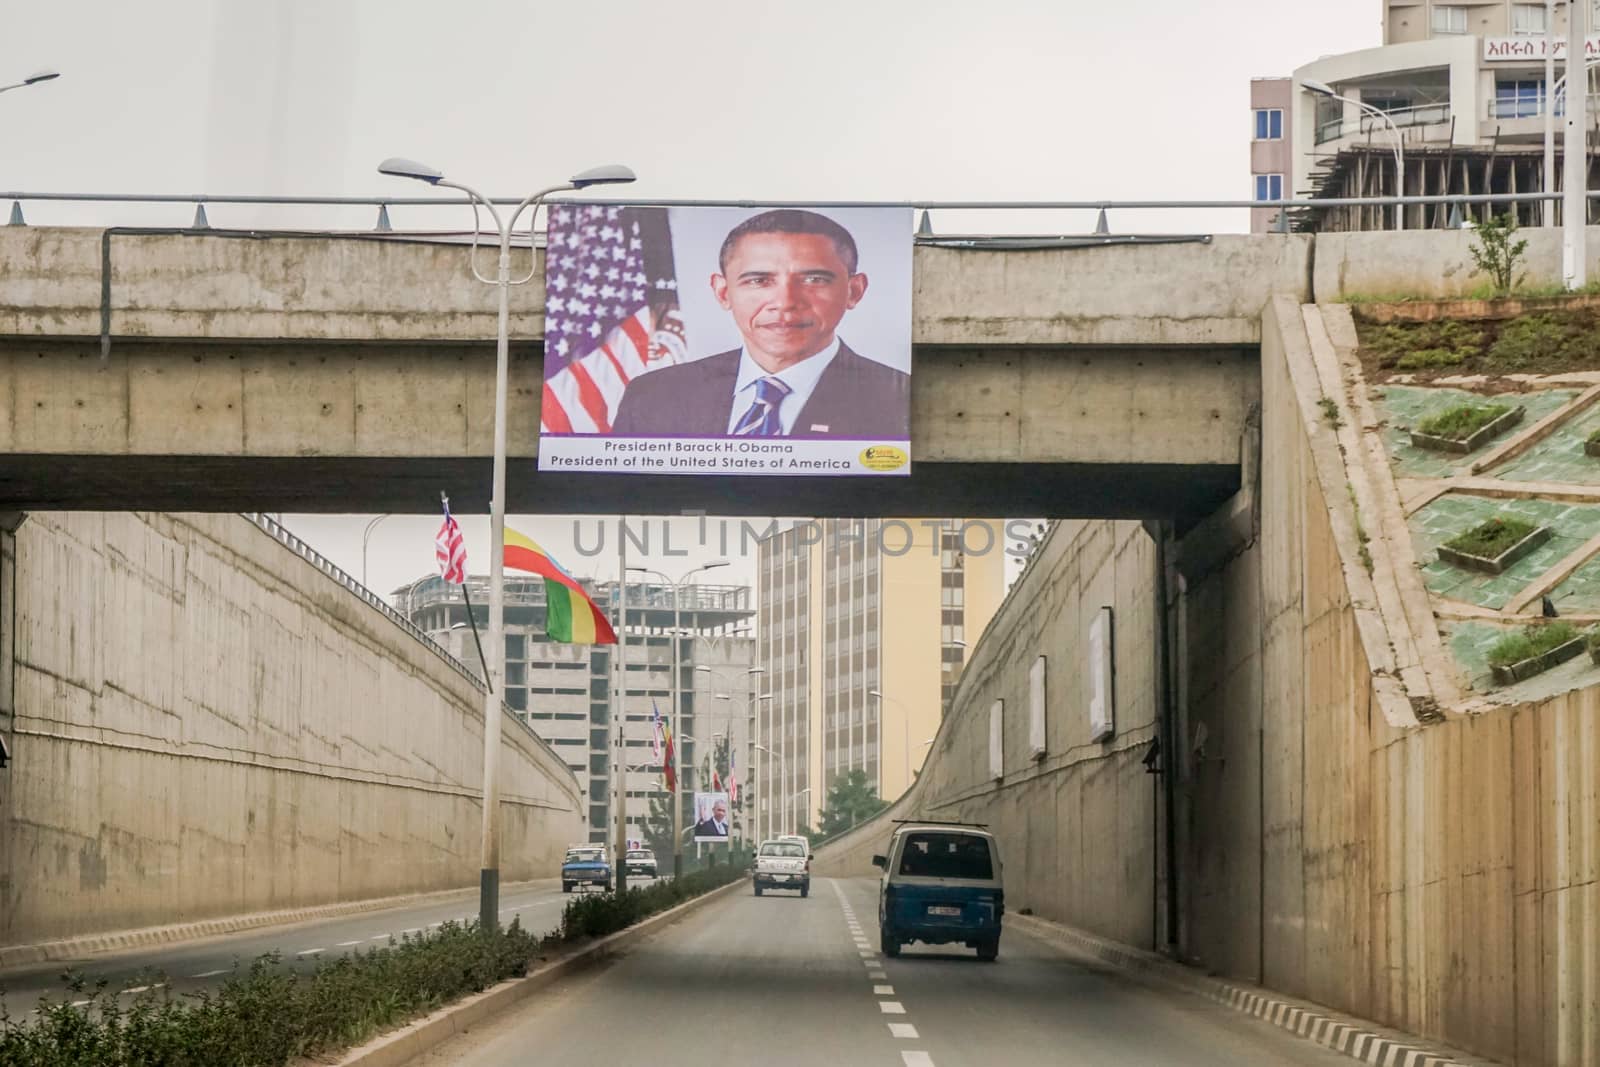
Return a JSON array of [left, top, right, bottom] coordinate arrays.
[[435, 501, 466, 585], [541, 205, 684, 434]]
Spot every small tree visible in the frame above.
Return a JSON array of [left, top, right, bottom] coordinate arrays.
[[1468, 212, 1529, 296], [816, 769, 889, 838], [639, 792, 677, 861]]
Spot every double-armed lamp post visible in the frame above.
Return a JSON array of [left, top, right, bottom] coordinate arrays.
[[378, 157, 635, 932]]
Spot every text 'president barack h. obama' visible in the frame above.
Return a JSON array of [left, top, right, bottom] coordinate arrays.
[[610, 209, 909, 439]]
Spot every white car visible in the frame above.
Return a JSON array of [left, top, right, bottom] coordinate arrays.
[[624, 849, 658, 878], [753, 838, 810, 897]]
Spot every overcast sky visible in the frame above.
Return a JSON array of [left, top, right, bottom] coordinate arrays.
[[3, 1, 1378, 600]]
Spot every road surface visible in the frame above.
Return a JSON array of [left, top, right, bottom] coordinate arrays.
[[413, 877, 1356, 1067]]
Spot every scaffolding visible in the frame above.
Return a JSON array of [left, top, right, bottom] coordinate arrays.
[[1295, 127, 1600, 232]]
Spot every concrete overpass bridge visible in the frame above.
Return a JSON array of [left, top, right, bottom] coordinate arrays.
[[0, 225, 1307, 522], [8, 221, 1600, 1064]]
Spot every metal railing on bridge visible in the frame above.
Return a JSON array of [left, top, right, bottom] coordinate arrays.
[[9, 187, 1600, 241]]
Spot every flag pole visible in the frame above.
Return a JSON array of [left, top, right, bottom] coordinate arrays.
[[441, 492, 493, 693], [458, 584, 493, 693]]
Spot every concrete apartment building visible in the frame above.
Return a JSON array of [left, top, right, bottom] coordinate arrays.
[[1253, 1, 1599, 230], [398, 574, 754, 845], [754, 520, 1005, 839]]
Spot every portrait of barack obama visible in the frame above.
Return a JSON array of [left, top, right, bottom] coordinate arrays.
[[610, 209, 910, 439]]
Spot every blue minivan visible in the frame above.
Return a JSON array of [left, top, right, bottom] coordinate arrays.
[[873, 823, 1003, 961]]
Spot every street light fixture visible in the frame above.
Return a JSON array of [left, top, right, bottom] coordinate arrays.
[[626, 559, 729, 878], [1301, 79, 1405, 231], [380, 155, 635, 933], [0, 69, 60, 96]]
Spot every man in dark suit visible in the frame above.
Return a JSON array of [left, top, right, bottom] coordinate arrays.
[[693, 797, 731, 839], [611, 209, 909, 439]]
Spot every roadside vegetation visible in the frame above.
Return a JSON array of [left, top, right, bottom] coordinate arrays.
[[1357, 306, 1600, 382], [0, 866, 747, 1067]]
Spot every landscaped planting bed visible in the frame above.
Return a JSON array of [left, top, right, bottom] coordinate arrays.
[[1437, 516, 1550, 573], [1488, 622, 1587, 684], [1410, 402, 1524, 453], [0, 864, 748, 1067]]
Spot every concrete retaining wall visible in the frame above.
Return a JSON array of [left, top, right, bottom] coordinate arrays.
[[818, 296, 1600, 1065], [0, 512, 583, 949], [814, 519, 1162, 951]]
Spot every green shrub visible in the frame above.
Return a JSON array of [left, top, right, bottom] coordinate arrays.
[[1363, 320, 1485, 369], [0, 919, 538, 1066], [1416, 403, 1511, 440], [1442, 516, 1538, 559], [1468, 213, 1529, 296], [1395, 347, 1467, 370], [558, 863, 747, 942], [1487, 622, 1578, 667], [1588, 428, 1600, 447]]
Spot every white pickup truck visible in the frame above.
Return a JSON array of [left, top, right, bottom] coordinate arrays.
[[752, 838, 810, 897]]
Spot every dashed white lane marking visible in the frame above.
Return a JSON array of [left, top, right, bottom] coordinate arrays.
[[874, 984, 895, 995], [369, 934, 391, 942], [901, 1053, 934, 1066], [70, 1000, 90, 1007], [190, 969, 229, 979], [858, 949, 875, 958], [888, 1023, 919, 1039], [296, 948, 323, 957], [879, 1001, 906, 1014], [122, 983, 165, 994], [868, 969, 888, 980], [336, 940, 362, 947]]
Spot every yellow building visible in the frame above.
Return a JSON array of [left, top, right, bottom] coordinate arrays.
[[754, 519, 1006, 838]]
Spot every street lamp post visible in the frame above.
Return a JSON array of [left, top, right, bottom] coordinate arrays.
[[361, 514, 391, 589], [627, 561, 729, 878], [1564, 0, 1590, 287], [379, 157, 635, 932], [868, 689, 914, 803], [1301, 79, 1405, 231], [696, 664, 763, 848], [758, 742, 790, 831]]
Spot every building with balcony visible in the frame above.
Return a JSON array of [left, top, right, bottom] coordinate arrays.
[[1255, 1, 1600, 230], [396, 573, 754, 846], [753, 520, 1006, 841]]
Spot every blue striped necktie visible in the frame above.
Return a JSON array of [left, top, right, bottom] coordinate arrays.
[[732, 376, 791, 436]]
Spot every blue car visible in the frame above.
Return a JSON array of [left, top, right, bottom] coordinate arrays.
[[873, 823, 1003, 961], [561, 845, 613, 892]]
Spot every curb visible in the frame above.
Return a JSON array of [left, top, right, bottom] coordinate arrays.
[[1009, 913, 1493, 1067], [320, 876, 747, 1067], [0, 879, 558, 972]]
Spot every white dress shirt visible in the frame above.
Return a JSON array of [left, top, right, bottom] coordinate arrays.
[[724, 337, 841, 436]]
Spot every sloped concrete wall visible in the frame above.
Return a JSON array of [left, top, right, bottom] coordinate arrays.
[[814, 518, 1162, 950], [819, 299, 1600, 1065], [0, 512, 582, 948]]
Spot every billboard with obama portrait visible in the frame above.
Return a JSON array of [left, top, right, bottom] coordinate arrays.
[[538, 204, 912, 477]]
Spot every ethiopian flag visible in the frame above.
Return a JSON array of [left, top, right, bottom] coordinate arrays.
[[502, 526, 618, 644]]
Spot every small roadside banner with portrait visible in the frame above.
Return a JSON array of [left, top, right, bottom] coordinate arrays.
[[539, 205, 912, 477], [692, 791, 732, 843]]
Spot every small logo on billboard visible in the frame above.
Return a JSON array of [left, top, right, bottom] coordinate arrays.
[[859, 445, 908, 472]]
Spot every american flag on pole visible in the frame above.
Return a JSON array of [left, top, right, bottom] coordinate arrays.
[[435, 499, 466, 585], [650, 698, 665, 764], [540, 205, 684, 434]]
